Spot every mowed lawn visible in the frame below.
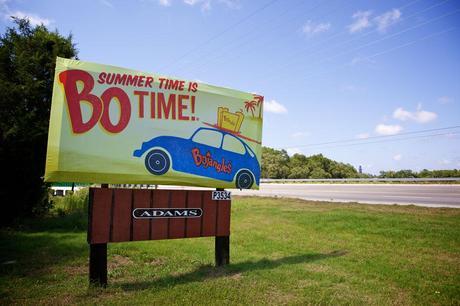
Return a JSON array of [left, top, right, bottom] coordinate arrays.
[[1, 196, 459, 305]]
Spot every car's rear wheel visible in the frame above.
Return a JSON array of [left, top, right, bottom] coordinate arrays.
[[235, 170, 254, 189], [145, 149, 170, 175]]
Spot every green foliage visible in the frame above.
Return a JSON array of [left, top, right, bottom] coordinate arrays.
[[52, 188, 89, 217], [379, 169, 460, 178], [0, 18, 77, 225], [262, 147, 359, 179], [261, 146, 459, 179], [261, 147, 290, 178]]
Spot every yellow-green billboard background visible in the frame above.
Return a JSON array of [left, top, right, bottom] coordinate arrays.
[[45, 58, 263, 189]]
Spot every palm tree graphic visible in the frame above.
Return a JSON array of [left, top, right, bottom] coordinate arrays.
[[253, 95, 263, 118], [244, 100, 257, 117]]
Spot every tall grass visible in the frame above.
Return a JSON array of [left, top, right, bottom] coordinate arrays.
[[51, 188, 89, 216]]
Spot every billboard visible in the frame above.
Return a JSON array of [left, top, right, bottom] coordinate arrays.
[[45, 58, 263, 189]]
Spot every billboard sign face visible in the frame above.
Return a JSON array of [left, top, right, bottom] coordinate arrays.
[[45, 58, 263, 189]]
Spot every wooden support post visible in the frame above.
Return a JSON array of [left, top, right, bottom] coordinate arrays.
[[215, 188, 229, 266], [89, 243, 107, 287], [89, 183, 108, 287], [215, 236, 230, 266]]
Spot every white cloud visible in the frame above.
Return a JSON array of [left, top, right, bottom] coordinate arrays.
[[348, 9, 401, 34], [291, 131, 308, 138], [356, 132, 370, 139], [393, 154, 402, 161], [413, 108, 437, 123], [218, 0, 240, 9], [183, 0, 212, 11], [348, 10, 372, 33], [392, 108, 412, 121], [375, 124, 403, 135], [374, 9, 401, 33], [393, 104, 437, 123], [264, 100, 287, 114], [159, 0, 238, 10], [159, 0, 172, 6], [302, 20, 331, 36], [286, 147, 302, 156], [438, 96, 453, 105], [7, 10, 52, 26], [439, 159, 451, 165]]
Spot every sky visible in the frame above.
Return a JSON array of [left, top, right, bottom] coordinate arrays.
[[1, 0, 459, 174]]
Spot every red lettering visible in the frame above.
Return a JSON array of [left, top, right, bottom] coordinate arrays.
[[114, 73, 127, 86], [137, 76, 145, 87], [188, 82, 198, 92], [158, 78, 166, 89], [59, 70, 102, 134], [134, 90, 148, 118], [105, 73, 115, 85], [157, 93, 176, 119], [126, 75, 138, 86], [145, 77, 153, 88], [191, 148, 232, 174], [97, 72, 107, 84], [178, 95, 189, 120], [99, 87, 131, 133], [98, 72, 154, 88], [150, 92, 156, 118], [192, 148, 202, 165], [61, 70, 133, 134]]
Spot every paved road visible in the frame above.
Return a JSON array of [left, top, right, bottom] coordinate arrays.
[[232, 183, 460, 208]]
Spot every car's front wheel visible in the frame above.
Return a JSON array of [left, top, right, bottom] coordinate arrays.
[[145, 149, 170, 175], [235, 170, 254, 189]]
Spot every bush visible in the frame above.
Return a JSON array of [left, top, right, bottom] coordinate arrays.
[[52, 188, 89, 216]]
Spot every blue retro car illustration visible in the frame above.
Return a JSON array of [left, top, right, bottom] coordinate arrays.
[[133, 127, 260, 189]]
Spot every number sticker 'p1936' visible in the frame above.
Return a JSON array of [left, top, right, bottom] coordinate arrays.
[[212, 191, 231, 201]]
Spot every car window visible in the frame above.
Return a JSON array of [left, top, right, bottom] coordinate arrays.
[[222, 135, 246, 155], [192, 129, 222, 148], [246, 145, 255, 157]]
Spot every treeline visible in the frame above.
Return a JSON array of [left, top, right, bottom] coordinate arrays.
[[262, 147, 362, 179], [261, 147, 460, 179], [379, 169, 460, 178]]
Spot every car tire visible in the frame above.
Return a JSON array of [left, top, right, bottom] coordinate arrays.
[[145, 149, 170, 175], [235, 170, 254, 189]]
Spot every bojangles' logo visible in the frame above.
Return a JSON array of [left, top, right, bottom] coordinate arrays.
[[192, 148, 232, 174]]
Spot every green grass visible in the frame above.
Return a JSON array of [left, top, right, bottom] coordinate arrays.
[[264, 180, 460, 184], [1, 196, 459, 305]]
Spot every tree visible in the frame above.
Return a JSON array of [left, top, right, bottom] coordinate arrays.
[[0, 18, 77, 224], [261, 147, 290, 178], [288, 154, 311, 179]]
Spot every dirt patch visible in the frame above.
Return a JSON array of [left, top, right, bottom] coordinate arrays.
[[148, 257, 166, 266], [108, 255, 133, 270], [229, 272, 242, 280], [264, 286, 297, 305], [37, 294, 76, 305], [26, 266, 53, 277], [64, 264, 86, 276]]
